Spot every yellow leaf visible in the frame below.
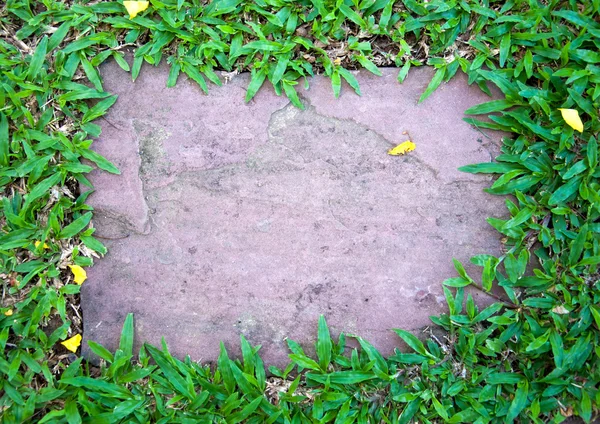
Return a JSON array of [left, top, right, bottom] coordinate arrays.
[[4, 309, 13, 316], [69, 265, 87, 285], [34, 241, 49, 249], [388, 140, 416, 156], [558, 108, 583, 133], [61, 334, 82, 353], [123, 1, 149, 19]]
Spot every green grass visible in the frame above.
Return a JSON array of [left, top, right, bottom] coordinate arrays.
[[1, 0, 599, 422]]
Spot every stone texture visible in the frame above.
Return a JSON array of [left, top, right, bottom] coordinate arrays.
[[82, 61, 507, 366]]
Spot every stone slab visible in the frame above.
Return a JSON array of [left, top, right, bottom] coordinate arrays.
[[81, 62, 507, 366]]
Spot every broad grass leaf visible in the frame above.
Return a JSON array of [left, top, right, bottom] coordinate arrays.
[[563, 160, 587, 179], [481, 258, 498, 292], [499, 33, 511, 67], [486, 372, 523, 384], [0, 112, 8, 167], [87, 340, 114, 363], [506, 380, 529, 422], [316, 315, 332, 370], [229, 361, 257, 395], [216, 342, 236, 394], [578, 255, 600, 266], [80, 54, 103, 91], [48, 21, 72, 51], [524, 49, 533, 78], [419, 66, 445, 103], [240, 334, 255, 375], [58, 212, 92, 239], [331, 69, 341, 98], [357, 337, 388, 375], [305, 370, 376, 384], [379, 0, 393, 28], [458, 162, 523, 174], [504, 253, 523, 284], [82, 95, 118, 123], [61, 35, 98, 54], [453, 258, 472, 281], [166, 62, 181, 88], [486, 174, 543, 195], [502, 207, 533, 229], [27, 36, 48, 80], [64, 399, 82, 424], [112, 399, 145, 420], [146, 344, 194, 400], [397, 61, 411, 83], [118, 366, 156, 384], [568, 224, 588, 265], [464, 99, 514, 115], [289, 354, 320, 371], [552, 10, 600, 30], [587, 137, 598, 171], [389, 352, 428, 364], [112, 52, 130, 72], [403, 0, 427, 15], [431, 397, 448, 421], [580, 389, 592, 423], [473, 302, 503, 323], [132, 55, 144, 81], [119, 313, 134, 357], [392, 329, 432, 358], [245, 68, 267, 102], [59, 377, 132, 398], [282, 81, 304, 109], [549, 330, 564, 369], [22, 173, 62, 213], [58, 86, 111, 106], [463, 116, 511, 131], [356, 54, 382, 76], [478, 70, 520, 100], [80, 148, 120, 174], [525, 330, 550, 352], [339, 4, 366, 27], [228, 396, 264, 424], [271, 55, 289, 85], [447, 408, 480, 423], [182, 63, 209, 93], [398, 399, 421, 424], [548, 176, 582, 205], [338, 68, 361, 95], [80, 235, 107, 255], [443, 277, 471, 287]]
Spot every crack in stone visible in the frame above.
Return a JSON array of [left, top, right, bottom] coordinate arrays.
[[327, 199, 360, 234], [267, 101, 441, 182], [93, 208, 151, 238]]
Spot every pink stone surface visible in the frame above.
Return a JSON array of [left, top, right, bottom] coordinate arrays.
[[82, 61, 507, 366]]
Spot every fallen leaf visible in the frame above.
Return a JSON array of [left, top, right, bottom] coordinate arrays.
[[35, 241, 49, 249], [4, 310, 13, 316], [560, 406, 574, 417], [551, 305, 569, 314], [388, 140, 416, 156], [69, 265, 87, 285], [61, 334, 82, 353], [123, 1, 149, 19], [558, 108, 583, 132]]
